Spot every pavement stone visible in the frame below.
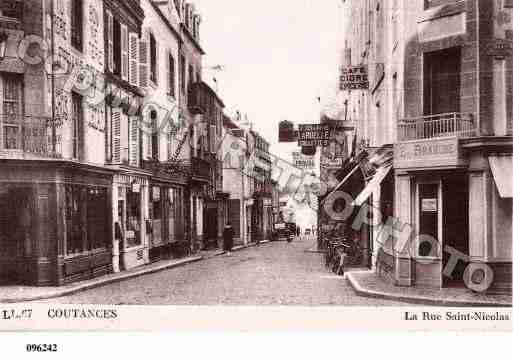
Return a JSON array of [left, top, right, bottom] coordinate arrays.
[[39, 239, 407, 306], [346, 271, 512, 307]]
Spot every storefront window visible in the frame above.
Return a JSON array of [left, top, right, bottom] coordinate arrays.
[[126, 188, 141, 247], [65, 185, 109, 255], [66, 185, 86, 255], [87, 187, 108, 250], [152, 186, 162, 221], [168, 188, 175, 242]]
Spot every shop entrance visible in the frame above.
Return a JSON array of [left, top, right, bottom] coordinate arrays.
[[442, 175, 469, 288], [204, 204, 218, 249], [0, 187, 33, 285]]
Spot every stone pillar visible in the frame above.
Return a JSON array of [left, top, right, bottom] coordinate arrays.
[[468, 171, 493, 262], [394, 174, 414, 287], [111, 184, 120, 273]]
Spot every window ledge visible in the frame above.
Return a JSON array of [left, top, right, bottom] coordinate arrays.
[[418, 1, 466, 23]]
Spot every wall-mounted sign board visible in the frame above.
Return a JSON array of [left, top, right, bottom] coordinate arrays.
[[340, 65, 369, 90]]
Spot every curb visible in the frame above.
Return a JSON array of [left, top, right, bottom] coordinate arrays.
[[345, 272, 512, 307], [1, 256, 203, 304], [1, 240, 274, 303]]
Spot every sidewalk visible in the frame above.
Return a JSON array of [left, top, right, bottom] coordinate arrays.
[[346, 270, 512, 307], [0, 241, 271, 304]]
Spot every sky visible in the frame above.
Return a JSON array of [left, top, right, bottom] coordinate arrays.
[[193, 0, 342, 162]]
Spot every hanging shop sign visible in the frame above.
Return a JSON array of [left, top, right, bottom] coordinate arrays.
[[298, 124, 331, 147], [485, 38, 513, 59], [292, 151, 315, 170], [279, 120, 296, 142], [340, 65, 369, 90]]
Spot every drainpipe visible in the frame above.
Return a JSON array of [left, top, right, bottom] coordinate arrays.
[[50, 0, 56, 155]]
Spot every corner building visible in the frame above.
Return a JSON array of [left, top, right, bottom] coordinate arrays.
[[339, 0, 512, 294], [0, 0, 115, 285]]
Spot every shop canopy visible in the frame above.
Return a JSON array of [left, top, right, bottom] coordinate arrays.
[[489, 155, 513, 198], [321, 164, 362, 206], [352, 165, 393, 206]]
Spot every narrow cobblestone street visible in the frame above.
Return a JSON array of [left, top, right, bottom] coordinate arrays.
[[42, 240, 404, 305]]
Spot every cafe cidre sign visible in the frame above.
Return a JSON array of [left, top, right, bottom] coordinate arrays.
[[394, 137, 467, 169], [340, 65, 369, 90]]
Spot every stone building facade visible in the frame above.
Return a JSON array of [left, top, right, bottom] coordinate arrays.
[[0, 0, 116, 285], [336, 0, 513, 294]]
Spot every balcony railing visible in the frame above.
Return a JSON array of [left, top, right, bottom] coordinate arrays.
[[0, 115, 63, 158], [397, 112, 477, 142]]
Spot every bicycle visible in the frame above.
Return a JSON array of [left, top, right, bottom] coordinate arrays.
[[331, 239, 365, 276]]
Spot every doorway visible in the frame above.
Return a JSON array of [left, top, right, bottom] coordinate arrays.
[[442, 174, 469, 288], [0, 187, 33, 285]]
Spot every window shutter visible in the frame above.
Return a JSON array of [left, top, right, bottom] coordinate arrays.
[[167, 130, 173, 161], [154, 38, 159, 84], [210, 124, 216, 153], [121, 24, 129, 81], [166, 50, 171, 96], [112, 108, 121, 164], [129, 33, 139, 86], [107, 11, 114, 72], [139, 31, 149, 88], [129, 116, 140, 167], [170, 54, 176, 98]]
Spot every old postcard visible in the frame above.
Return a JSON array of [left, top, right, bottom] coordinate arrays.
[[0, 0, 511, 343]]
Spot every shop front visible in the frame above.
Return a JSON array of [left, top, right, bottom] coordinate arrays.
[[0, 161, 113, 286], [148, 184, 186, 261], [113, 172, 149, 272], [392, 137, 512, 294], [146, 171, 187, 261]]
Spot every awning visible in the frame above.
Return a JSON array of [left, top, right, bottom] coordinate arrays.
[[353, 165, 393, 206], [489, 155, 513, 198], [320, 164, 361, 205]]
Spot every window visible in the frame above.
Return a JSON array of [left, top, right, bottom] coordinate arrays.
[[152, 187, 162, 221], [188, 64, 194, 92], [150, 33, 157, 83], [87, 187, 109, 250], [151, 110, 159, 160], [168, 53, 176, 97], [126, 188, 142, 247], [71, 0, 83, 51], [2, 75, 23, 150], [71, 92, 83, 160], [113, 19, 121, 75], [65, 185, 109, 255], [66, 185, 87, 255], [179, 55, 186, 93]]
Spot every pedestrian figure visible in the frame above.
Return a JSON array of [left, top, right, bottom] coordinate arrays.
[[296, 226, 301, 240], [223, 222, 235, 255]]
